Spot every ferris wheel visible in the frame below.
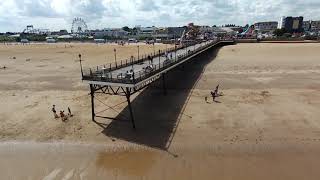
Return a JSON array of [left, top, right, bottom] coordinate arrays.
[[71, 17, 88, 34]]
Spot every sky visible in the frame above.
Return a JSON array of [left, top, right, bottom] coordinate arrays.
[[0, 0, 320, 32]]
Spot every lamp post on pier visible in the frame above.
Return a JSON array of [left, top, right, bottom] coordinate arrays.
[[158, 49, 161, 69], [185, 44, 188, 54], [137, 45, 140, 60], [175, 45, 177, 61], [131, 55, 134, 69], [78, 54, 83, 78], [114, 48, 117, 67]]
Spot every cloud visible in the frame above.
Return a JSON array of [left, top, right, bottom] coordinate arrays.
[[14, 0, 60, 18], [0, 0, 320, 32], [136, 0, 159, 11], [69, 0, 107, 19]]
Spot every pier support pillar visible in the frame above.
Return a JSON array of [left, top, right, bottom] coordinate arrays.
[[90, 84, 95, 122], [126, 88, 136, 129], [162, 73, 167, 96]]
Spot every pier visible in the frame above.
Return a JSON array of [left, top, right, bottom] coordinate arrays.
[[81, 39, 235, 128]]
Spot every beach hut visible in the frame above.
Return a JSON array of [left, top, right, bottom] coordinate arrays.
[[46, 39, 56, 43], [94, 39, 106, 43], [20, 39, 29, 43]]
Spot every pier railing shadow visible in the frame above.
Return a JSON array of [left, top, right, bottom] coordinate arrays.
[[96, 45, 226, 150]]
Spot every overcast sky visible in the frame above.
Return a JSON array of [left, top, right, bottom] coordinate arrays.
[[0, 0, 319, 32]]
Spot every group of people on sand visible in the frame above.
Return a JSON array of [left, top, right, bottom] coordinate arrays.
[[205, 84, 223, 103], [118, 41, 125, 46], [51, 105, 73, 122]]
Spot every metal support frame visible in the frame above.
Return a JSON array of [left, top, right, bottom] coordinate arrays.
[[90, 84, 95, 122], [88, 71, 166, 129], [88, 83, 145, 129], [125, 87, 136, 129]]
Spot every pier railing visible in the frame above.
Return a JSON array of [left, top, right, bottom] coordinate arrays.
[[82, 39, 224, 84]]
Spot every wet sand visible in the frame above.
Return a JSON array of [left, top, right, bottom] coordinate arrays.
[[0, 43, 320, 179], [2, 142, 320, 180]]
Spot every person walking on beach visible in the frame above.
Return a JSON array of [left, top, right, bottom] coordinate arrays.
[[60, 111, 67, 122], [214, 84, 219, 97], [211, 91, 216, 102], [52, 105, 58, 118], [68, 107, 73, 117], [60, 111, 63, 121]]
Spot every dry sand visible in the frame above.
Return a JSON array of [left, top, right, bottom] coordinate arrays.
[[0, 42, 320, 179]]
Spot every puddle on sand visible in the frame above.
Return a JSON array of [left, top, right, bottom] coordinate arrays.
[[96, 149, 157, 177]]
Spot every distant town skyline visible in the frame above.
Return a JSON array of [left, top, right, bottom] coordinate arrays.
[[1, 0, 320, 32]]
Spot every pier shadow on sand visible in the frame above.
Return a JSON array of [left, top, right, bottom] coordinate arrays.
[[94, 45, 226, 151]]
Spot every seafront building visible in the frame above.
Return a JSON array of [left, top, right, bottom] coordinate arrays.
[[254, 21, 278, 33], [4, 16, 320, 42], [137, 26, 158, 35], [92, 28, 129, 38], [278, 16, 304, 33], [303, 20, 320, 32], [167, 27, 186, 39]]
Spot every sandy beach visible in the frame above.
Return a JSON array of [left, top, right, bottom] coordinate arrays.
[[0, 42, 320, 179]]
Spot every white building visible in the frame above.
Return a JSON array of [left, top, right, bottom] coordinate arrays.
[[303, 20, 320, 32], [138, 27, 157, 35], [254, 21, 278, 32], [311, 21, 320, 32], [93, 28, 129, 38], [212, 27, 236, 36], [278, 17, 285, 29]]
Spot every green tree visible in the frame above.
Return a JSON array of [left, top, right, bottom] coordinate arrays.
[[122, 26, 131, 32], [273, 28, 287, 37], [0, 35, 15, 42], [15, 37, 21, 42], [131, 27, 138, 35]]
